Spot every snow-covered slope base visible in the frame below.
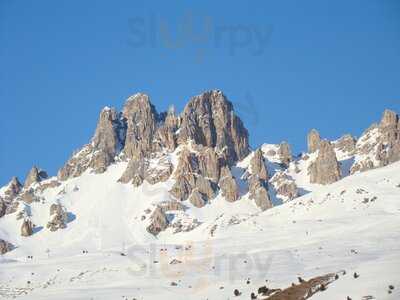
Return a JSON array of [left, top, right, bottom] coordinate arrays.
[[1, 162, 400, 299]]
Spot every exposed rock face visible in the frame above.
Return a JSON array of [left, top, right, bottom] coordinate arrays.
[[309, 140, 341, 184], [0, 239, 14, 254], [91, 107, 125, 173], [219, 166, 239, 202], [248, 176, 273, 210], [178, 90, 249, 165], [271, 172, 299, 201], [58, 107, 126, 180], [378, 109, 400, 164], [198, 147, 221, 182], [307, 129, 321, 153], [1, 177, 23, 218], [250, 149, 269, 181], [189, 189, 207, 208], [169, 148, 219, 201], [21, 219, 34, 237], [278, 142, 292, 167], [146, 207, 168, 235], [122, 93, 158, 159], [118, 157, 146, 186], [47, 204, 68, 231], [0, 198, 5, 218], [24, 166, 48, 189], [351, 110, 400, 174], [2, 177, 22, 202], [334, 134, 357, 154], [248, 148, 272, 210], [156, 107, 179, 151]]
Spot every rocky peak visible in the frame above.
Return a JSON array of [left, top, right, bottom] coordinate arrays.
[[7, 177, 23, 198], [92, 107, 125, 159], [122, 93, 158, 159], [178, 90, 249, 165], [307, 129, 321, 153], [24, 166, 48, 189], [309, 140, 341, 184], [380, 109, 399, 128]]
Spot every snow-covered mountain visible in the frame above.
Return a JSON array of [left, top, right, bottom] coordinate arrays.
[[1, 90, 399, 299]]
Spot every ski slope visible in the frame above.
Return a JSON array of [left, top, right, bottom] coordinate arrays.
[[1, 158, 400, 299]]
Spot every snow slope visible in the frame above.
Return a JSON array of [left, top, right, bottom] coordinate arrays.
[[1, 158, 400, 299]]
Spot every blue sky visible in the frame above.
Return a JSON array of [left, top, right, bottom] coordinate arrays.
[[1, 0, 399, 186]]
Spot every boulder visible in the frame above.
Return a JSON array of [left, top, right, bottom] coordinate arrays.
[[147, 207, 168, 235], [0, 239, 14, 255], [47, 204, 68, 232], [21, 219, 34, 237]]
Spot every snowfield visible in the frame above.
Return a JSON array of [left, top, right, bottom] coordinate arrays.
[[1, 159, 400, 299]]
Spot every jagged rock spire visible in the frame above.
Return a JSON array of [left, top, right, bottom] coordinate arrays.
[[309, 140, 341, 184], [122, 93, 158, 159], [278, 141, 292, 167], [248, 148, 272, 210], [92, 107, 124, 161], [24, 166, 48, 189], [307, 129, 321, 153]]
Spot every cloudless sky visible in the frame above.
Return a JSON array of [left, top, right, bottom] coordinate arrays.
[[1, 0, 400, 186]]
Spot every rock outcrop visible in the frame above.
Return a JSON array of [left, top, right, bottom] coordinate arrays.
[[0, 177, 23, 218], [309, 140, 341, 184], [122, 93, 158, 159], [21, 219, 34, 237], [146, 206, 168, 235], [351, 109, 400, 174], [189, 189, 207, 208], [47, 204, 68, 231], [248, 148, 273, 210], [250, 149, 269, 181], [24, 166, 48, 189], [169, 148, 218, 201], [307, 129, 321, 153], [271, 172, 298, 201], [4, 177, 23, 200], [278, 142, 292, 167], [334, 134, 357, 154], [219, 166, 239, 202], [0, 239, 14, 254], [156, 106, 180, 151], [91, 107, 125, 173]]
